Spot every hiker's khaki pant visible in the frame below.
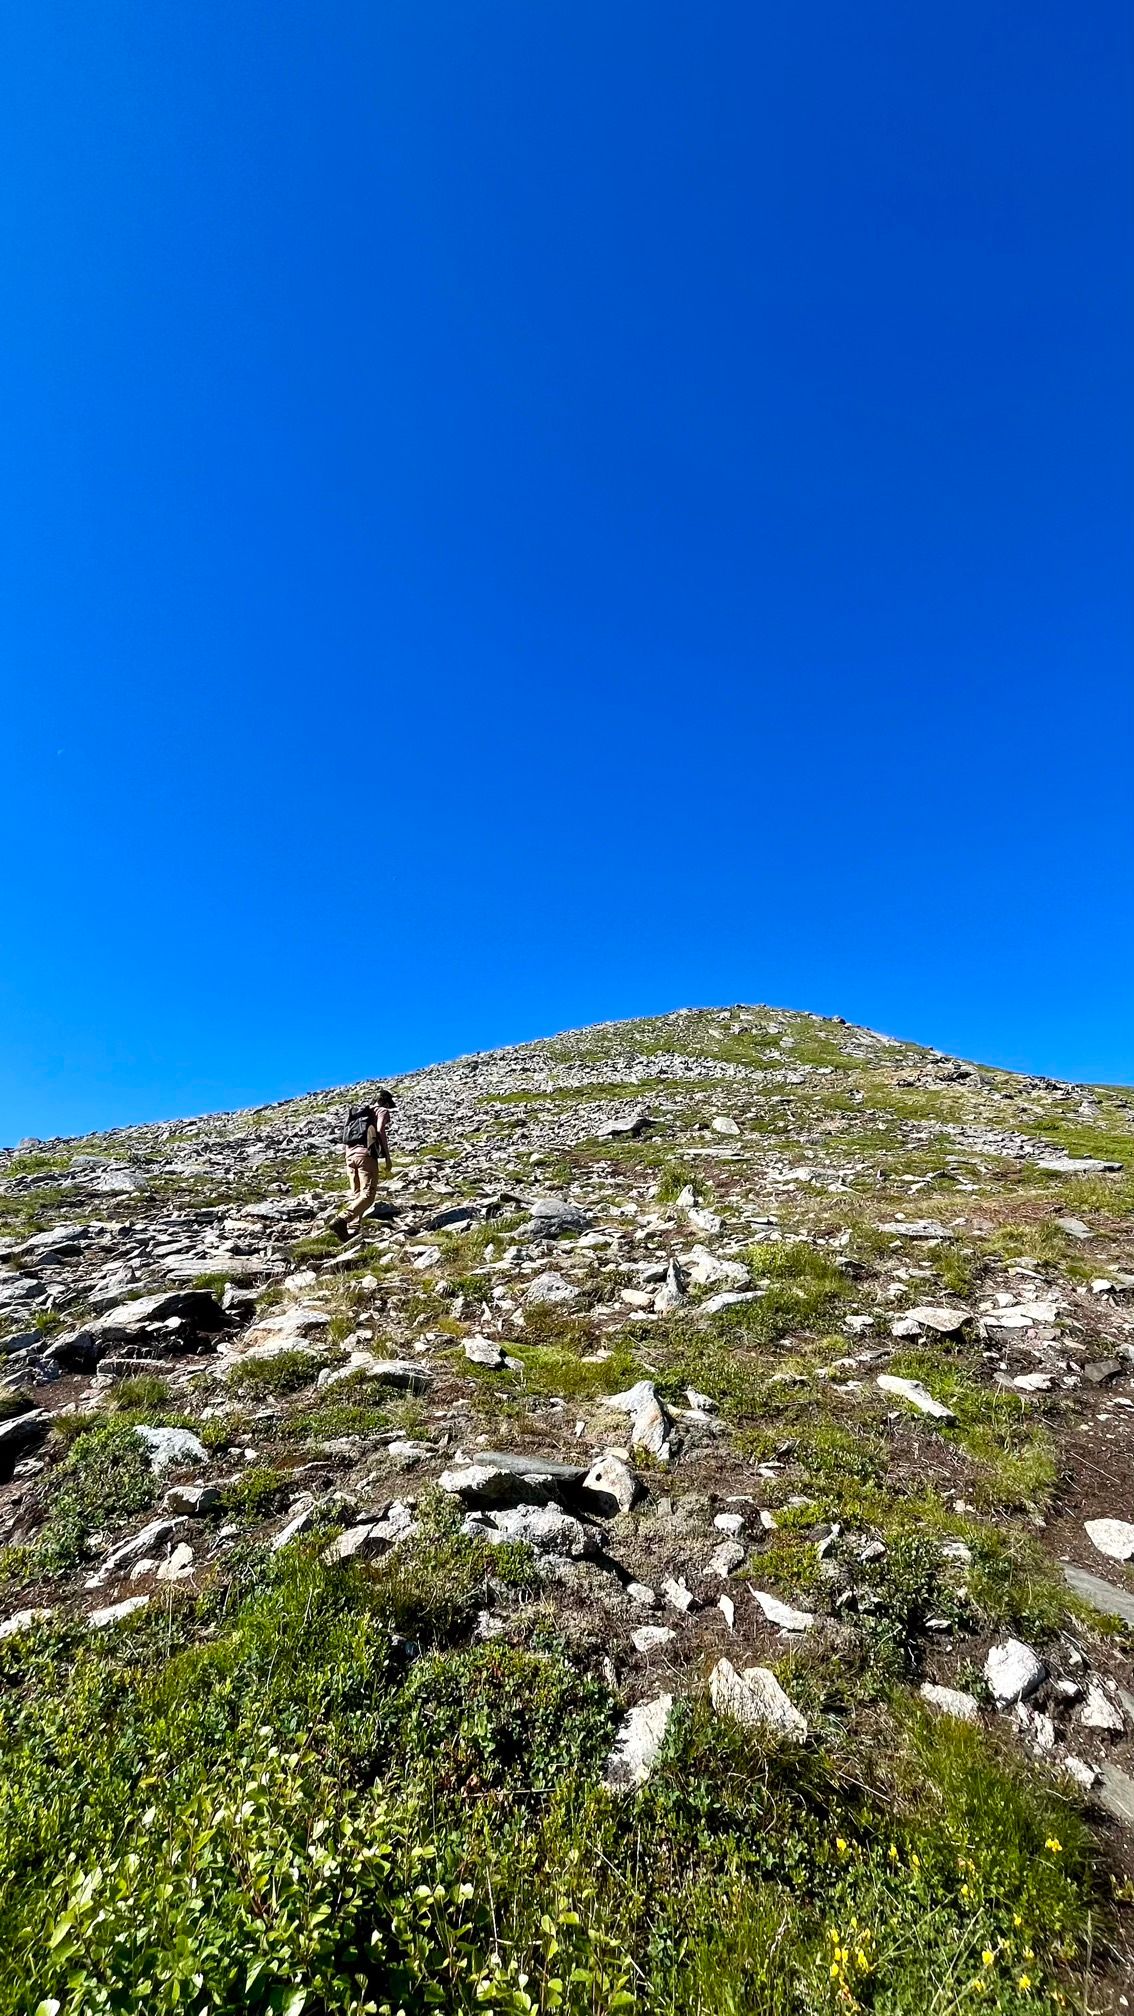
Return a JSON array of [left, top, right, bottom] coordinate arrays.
[[345, 1148, 379, 1222]]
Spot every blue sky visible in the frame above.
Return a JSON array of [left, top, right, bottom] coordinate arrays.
[[1, 2, 1131, 1143]]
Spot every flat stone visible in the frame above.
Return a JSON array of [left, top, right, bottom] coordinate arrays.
[[890, 1306, 970, 1338], [751, 1588, 813, 1632], [700, 1290, 762, 1316], [919, 1682, 979, 1721], [1037, 1156, 1122, 1175], [603, 1693, 673, 1791], [1055, 1217, 1092, 1240], [463, 1336, 506, 1369], [1062, 1562, 1134, 1626], [984, 1638, 1045, 1705], [1084, 1358, 1124, 1386], [1085, 1518, 1134, 1564], [88, 1594, 150, 1630], [876, 1374, 956, 1423], [709, 1658, 807, 1741], [879, 1220, 951, 1240], [631, 1625, 675, 1653], [0, 1606, 54, 1641], [1096, 1763, 1134, 1828], [711, 1116, 741, 1136]]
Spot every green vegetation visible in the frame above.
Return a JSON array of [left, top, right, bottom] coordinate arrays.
[[225, 1348, 326, 1396], [0, 1539, 1109, 2015]]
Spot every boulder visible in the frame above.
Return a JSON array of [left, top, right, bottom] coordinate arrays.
[[521, 1198, 591, 1240], [709, 1658, 807, 1741], [524, 1272, 579, 1309], [984, 1638, 1045, 1706], [876, 1374, 956, 1423], [581, 1453, 642, 1517], [462, 1503, 598, 1558], [603, 1693, 673, 1791], [133, 1425, 209, 1472]]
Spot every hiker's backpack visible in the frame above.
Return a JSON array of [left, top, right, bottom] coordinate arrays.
[[344, 1104, 377, 1148]]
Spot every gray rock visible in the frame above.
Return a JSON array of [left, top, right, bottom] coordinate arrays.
[[919, 1682, 979, 1721], [581, 1453, 642, 1516], [164, 1483, 221, 1515], [603, 1693, 673, 1791], [687, 1246, 750, 1291], [1083, 1359, 1124, 1386], [707, 1540, 746, 1578], [134, 1425, 209, 1472], [462, 1503, 598, 1557], [317, 1355, 432, 1395], [984, 1638, 1045, 1705], [709, 1658, 807, 1741], [88, 1594, 149, 1630], [463, 1336, 506, 1369], [1080, 1683, 1124, 1734], [1096, 1762, 1134, 1827], [1062, 1562, 1134, 1626], [156, 1541, 195, 1583], [523, 1271, 579, 1309], [0, 1408, 49, 1480], [631, 1625, 675, 1653], [0, 1606, 54, 1641], [1037, 1156, 1122, 1175], [521, 1198, 591, 1240], [1055, 1217, 1093, 1240], [439, 1451, 586, 1509], [889, 1306, 970, 1338]]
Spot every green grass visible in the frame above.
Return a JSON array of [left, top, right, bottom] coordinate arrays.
[[225, 1348, 327, 1396]]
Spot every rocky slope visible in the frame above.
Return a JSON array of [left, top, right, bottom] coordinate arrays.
[[2, 1005, 1134, 2011]]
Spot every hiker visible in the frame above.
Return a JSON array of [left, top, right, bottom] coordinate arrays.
[[339, 1089, 395, 1233]]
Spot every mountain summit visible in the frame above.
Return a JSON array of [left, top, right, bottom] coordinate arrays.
[[2, 1006, 1133, 2008]]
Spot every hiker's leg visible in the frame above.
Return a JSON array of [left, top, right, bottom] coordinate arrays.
[[356, 1156, 380, 1224]]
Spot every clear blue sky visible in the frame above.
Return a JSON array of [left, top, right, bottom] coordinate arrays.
[[1, 2, 1131, 1143]]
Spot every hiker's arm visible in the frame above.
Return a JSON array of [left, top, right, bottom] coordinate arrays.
[[376, 1112, 392, 1170]]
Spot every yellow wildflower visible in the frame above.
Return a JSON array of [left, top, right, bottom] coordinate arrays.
[[1045, 1836, 1062, 1854]]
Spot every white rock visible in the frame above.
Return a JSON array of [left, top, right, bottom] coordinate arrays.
[[463, 1336, 505, 1369], [662, 1576, 696, 1614], [89, 1594, 149, 1630], [134, 1426, 209, 1471], [156, 1541, 195, 1583], [711, 1116, 740, 1136], [0, 1607, 53, 1641], [687, 1206, 722, 1236], [876, 1375, 956, 1423], [890, 1306, 970, 1338], [1080, 1683, 1124, 1734], [919, 1682, 979, 1721], [1085, 1518, 1134, 1563], [701, 1291, 762, 1316], [707, 1541, 745, 1578], [984, 1638, 1046, 1705], [464, 1504, 597, 1557], [717, 1593, 735, 1629], [603, 1693, 673, 1791], [709, 1658, 807, 1741], [714, 1511, 745, 1536], [751, 1589, 813, 1632], [632, 1625, 675, 1653], [687, 1246, 750, 1290], [1062, 1755, 1099, 1792], [626, 1581, 657, 1608], [271, 1495, 317, 1551], [582, 1453, 641, 1515], [524, 1272, 579, 1309]]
